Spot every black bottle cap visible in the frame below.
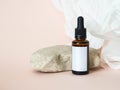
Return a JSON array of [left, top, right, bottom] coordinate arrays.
[[75, 16, 86, 39]]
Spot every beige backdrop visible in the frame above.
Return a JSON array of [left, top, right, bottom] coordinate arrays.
[[1, 0, 120, 90]]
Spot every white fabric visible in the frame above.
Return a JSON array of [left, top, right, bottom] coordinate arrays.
[[101, 38, 120, 69], [52, 0, 120, 69]]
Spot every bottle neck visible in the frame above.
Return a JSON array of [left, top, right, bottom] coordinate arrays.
[[75, 38, 86, 41], [75, 35, 86, 40]]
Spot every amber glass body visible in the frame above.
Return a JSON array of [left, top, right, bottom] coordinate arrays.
[[72, 38, 89, 75]]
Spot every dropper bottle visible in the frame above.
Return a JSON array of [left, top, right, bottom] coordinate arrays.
[[72, 16, 89, 75]]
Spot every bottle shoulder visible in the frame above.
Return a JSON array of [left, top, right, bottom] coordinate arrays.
[[72, 39, 89, 47], [72, 39, 89, 43]]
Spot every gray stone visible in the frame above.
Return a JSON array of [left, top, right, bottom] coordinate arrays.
[[30, 45, 100, 72]]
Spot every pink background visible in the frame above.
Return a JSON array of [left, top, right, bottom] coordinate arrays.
[[0, 0, 120, 90]]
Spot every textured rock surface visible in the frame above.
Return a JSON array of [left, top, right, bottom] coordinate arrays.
[[30, 45, 100, 72]]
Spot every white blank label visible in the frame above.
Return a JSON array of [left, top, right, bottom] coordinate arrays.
[[72, 46, 87, 71]]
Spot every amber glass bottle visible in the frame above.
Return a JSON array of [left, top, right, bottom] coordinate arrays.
[[72, 16, 89, 75]]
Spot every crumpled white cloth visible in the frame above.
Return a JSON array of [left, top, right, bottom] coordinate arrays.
[[52, 0, 120, 69], [101, 38, 120, 69]]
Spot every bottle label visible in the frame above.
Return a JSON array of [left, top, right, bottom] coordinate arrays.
[[72, 46, 88, 71]]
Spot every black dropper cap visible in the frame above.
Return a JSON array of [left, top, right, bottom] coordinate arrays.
[[75, 16, 86, 39]]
